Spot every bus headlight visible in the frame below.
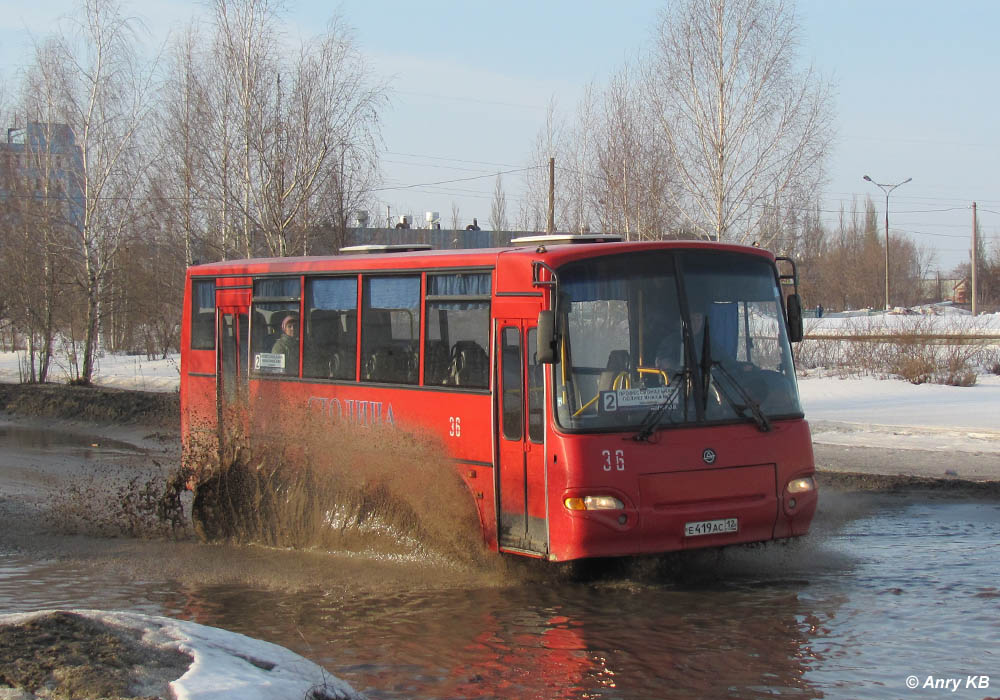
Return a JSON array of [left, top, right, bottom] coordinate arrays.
[[564, 495, 625, 511], [786, 477, 816, 494]]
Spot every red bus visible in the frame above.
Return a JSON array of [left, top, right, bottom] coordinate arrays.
[[180, 235, 817, 561]]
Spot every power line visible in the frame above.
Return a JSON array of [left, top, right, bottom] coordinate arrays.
[[384, 150, 525, 170], [382, 159, 501, 175], [840, 133, 1000, 149], [392, 89, 544, 112], [825, 192, 1000, 206], [373, 165, 538, 193], [896, 228, 971, 239]]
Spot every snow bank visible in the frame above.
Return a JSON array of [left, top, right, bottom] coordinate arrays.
[[0, 609, 364, 700], [0, 351, 180, 393]]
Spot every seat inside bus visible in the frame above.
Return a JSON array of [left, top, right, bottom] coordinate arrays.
[[424, 340, 450, 384], [598, 349, 630, 391], [252, 310, 275, 353], [362, 308, 417, 384], [448, 340, 488, 387], [305, 309, 356, 379]]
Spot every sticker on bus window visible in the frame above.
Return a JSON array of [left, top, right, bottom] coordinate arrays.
[[601, 386, 672, 412], [254, 352, 286, 373]]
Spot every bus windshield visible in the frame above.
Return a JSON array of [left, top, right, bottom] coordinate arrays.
[[553, 250, 801, 433]]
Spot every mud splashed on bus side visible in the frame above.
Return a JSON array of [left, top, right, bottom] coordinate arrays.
[[180, 402, 489, 567]]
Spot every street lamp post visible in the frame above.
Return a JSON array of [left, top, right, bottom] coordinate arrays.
[[863, 175, 912, 310]]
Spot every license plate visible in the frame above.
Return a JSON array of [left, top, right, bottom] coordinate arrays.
[[684, 518, 738, 537]]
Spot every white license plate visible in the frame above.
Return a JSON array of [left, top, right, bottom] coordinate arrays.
[[684, 518, 739, 537]]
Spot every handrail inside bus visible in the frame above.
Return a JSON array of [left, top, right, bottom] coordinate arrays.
[[531, 261, 559, 291], [775, 256, 799, 294]]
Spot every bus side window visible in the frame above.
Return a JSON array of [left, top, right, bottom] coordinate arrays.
[[190, 279, 216, 350], [249, 277, 301, 377], [424, 273, 491, 390], [304, 277, 358, 380], [362, 275, 420, 385]]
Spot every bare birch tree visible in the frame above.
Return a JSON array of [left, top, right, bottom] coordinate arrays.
[[591, 65, 678, 240], [37, 0, 156, 384], [489, 172, 508, 232], [156, 20, 213, 266], [212, 0, 280, 258], [648, 0, 833, 245], [520, 97, 567, 232], [285, 18, 386, 255], [210, 2, 385, 257], [3, 43, 80, 381]]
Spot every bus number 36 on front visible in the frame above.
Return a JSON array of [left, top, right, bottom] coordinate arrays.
[[602, 449, 625, 472]]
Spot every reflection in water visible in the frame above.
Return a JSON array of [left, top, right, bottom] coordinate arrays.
[[0, 499, 997, 698], [151, 580, 823, 699]]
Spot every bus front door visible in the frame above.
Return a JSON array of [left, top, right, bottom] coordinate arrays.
[[497, 323, 547, 555], [217, 307, 249, 430]]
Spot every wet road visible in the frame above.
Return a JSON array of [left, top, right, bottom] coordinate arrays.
[[0, 422, 998, 699]]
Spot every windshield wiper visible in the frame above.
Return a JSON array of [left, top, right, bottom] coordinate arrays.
[[632, 372, 683, 442], [710, 361, 772, 433], [699, 317, 770, 433]]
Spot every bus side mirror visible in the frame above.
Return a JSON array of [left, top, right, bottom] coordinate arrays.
[[786, 293, 804, 343], [536, 310, 558, 363]]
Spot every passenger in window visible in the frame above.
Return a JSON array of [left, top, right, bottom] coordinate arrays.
[[271, 313, 299, 374]]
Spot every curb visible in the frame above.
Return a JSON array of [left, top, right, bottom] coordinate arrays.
[[816, 470, 1000, 498]]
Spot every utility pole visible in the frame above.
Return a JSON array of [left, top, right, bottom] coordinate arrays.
[[546, 157, 555, 234], [971, 202, 978, 316]]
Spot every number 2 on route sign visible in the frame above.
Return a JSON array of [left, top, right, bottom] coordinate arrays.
[[602, 391, 617, 412]]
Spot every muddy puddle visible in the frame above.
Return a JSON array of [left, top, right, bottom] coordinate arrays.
[[1, 494, 998, 698], [0, 424, 144, 456]]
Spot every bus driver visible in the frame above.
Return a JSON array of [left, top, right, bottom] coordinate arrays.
[[653, 311, 705, 373]]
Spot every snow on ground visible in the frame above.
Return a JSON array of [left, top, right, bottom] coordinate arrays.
[[798, 308, 1000, 452], [799, 373, 1000, 454], [805, 308, 1000, 333], [0, 351, 181, 393], [0, 610, 364, 700]]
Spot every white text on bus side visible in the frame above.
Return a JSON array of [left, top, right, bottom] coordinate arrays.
[[308, 396, 396, 426]]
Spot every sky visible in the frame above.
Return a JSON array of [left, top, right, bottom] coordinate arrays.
[[1, 0, 998, 272]]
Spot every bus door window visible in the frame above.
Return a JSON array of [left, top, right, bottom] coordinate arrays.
[[527, 328, 544, 443], [250, 278, 302, 377], [219, 311, 248, 408], [498, 323, 547, 553], [500, 327, 523, 440]]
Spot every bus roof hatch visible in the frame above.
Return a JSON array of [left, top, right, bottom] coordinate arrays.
[[509, 233, 623, 246], [338, 244, 433, 254]]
